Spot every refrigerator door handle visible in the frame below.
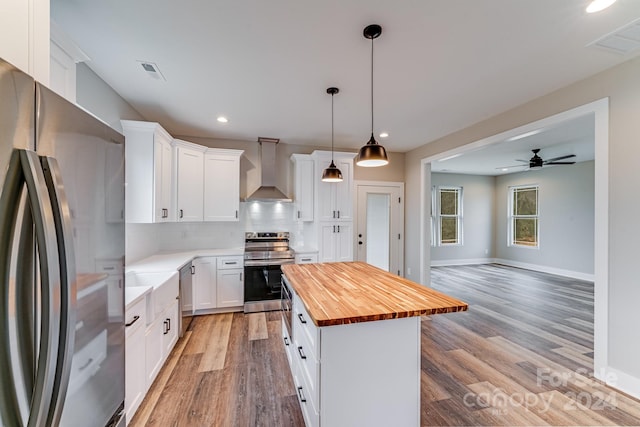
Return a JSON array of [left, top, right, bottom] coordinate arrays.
[[0, 150, 63, 426], [41, 156, 78, 427]]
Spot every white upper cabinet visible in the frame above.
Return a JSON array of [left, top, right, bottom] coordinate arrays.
[[121, 121, 174, 223], [313, 152, 355, 222], [291, 154, 315, 222], [204, 149, 244, 222], [0, 0, 49, 83], [173, 139, 206, 222]]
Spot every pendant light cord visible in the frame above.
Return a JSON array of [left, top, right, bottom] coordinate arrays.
[[331, 92, 335, 162], [370, 35, 374, 135]]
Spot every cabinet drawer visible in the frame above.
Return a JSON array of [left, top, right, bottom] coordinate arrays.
[[295, 358, 320, 427], [95, 259, 123, 275], [293, 328, 319, 408], [293, 296, 319, 359], [217, 256, 243, 270], [125, 297, 146, 338], [295, 253, 318, 264]]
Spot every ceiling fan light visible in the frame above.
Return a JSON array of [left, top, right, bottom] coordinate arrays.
[[356, 134, 389, 167], [322, 160, 344, 182]]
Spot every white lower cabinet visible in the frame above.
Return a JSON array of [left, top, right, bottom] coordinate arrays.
[[162, 300, 179, 356], [144, 315, 164, 388], [193, 257, 217, 311], [125, 298, 146, 421], [216, 268, 243, 308], [285, 275, 420, 427]]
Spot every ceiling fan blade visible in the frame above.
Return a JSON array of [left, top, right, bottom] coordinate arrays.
[[545, 161, 575, 165], [545, 154, 576, 162], [515, 159, 529, 163]]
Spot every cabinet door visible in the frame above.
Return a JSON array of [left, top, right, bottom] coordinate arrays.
[[125, 326, 146, 420], [335, 223, 353, 262], [293, 156, 314, 222], [317, 179, 336, 222], [204, 153, 240, 221], [334, 158, 353, 220], [319, 223, 353, 263], [154, 137, 173, 222], [162, 301, 179, 356], [216, 269, 244, 308], [194, 257, 216, 311], [319, 224, 337, 263], [176, 146, 204, 222], [145, 320, 164, 388]]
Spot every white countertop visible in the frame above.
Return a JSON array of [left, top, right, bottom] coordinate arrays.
[[126, 248, 244, 273], [125, 285, 152, 309], [291, 245, 318, 254]]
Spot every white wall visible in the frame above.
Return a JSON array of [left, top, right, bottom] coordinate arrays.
[[430, 173, 495, 264], [495, 161, 594, 278]]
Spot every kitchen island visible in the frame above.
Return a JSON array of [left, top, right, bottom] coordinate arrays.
[[281, 262, 467, 427]]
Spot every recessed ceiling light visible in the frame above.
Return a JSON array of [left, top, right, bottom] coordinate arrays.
[[217, 116, 228, 123], [379, 132, 389, 138], [586, 0, 617, 13], [438, 153, 463, 162], [506, 129, 541, 142]]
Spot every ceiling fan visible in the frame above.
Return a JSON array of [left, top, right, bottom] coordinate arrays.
[[499, 148, 576, 171]]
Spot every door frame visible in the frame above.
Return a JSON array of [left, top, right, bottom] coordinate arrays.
[[354, 181, 405, 276]]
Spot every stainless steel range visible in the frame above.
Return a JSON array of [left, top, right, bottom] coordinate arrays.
[[244, 232, 295, 313]]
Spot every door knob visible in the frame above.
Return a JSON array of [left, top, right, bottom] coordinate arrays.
[[358, 241, 363, 245]]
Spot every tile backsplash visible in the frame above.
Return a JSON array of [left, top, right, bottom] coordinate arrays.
[[126, 202, 312, 264]]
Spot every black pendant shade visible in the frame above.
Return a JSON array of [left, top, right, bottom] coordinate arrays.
[[322, 87, 344, 182], [356, 24, 389, 168]]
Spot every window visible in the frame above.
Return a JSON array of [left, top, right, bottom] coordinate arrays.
[[437, 187, 462, 245], [509, 185, 539, 247]]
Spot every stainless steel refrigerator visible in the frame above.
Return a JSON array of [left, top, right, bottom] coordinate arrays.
[[0, 58, 125, 426]]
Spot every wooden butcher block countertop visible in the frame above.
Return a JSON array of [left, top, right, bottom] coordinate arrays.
[[281, 262, 468, 327]]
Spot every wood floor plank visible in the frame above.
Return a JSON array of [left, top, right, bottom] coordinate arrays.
[[131, 264, 640, 427], [248, 312, 269, 340], [198, 312, 233, 372]]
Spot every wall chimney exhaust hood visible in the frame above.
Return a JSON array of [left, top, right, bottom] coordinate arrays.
[[244, 137, 292, 202]]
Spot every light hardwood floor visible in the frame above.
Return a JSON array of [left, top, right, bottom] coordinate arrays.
[[131, 264, 640, 426]]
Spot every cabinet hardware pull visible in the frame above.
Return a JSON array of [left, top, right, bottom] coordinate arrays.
[[167, 318, 171, 331], [191, 265, 195, 274], [297, 387, 307, 403], [297, 313, 307, 324], [297, 346, 307, 359], [284, 337, 289, 346], [337, 225, 340, 233], [224, 261, 237, 265], [163, 320, 169, 335], [103, 266, 115, 271], [333, 225, 336, 233], [79, 358, 94, 372], [179, 209, 184, 218], [235, 210, 238, 219], [239, 273, 243, 281], [297, 210, 301, 219], [333, 210, 336, 218], [337, 210, 340, 218], [301, 258, 311, 262], [125, 315, 140, 327]]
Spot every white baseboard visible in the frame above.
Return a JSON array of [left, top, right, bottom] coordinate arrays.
[[430, 258, 594, 282], [598, 366, 640, 401], [430, 258, 494, 267], [493, 258, 594, 282]]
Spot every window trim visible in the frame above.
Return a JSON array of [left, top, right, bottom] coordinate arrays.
[[436, 186, 463, 246], [508, 184, 539, 249]]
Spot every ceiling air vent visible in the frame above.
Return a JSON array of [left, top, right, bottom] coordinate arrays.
[[138, 61, 166, 81], [588, 17, 640, 55]]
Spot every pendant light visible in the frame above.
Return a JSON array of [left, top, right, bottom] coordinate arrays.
[[356, 24, 389, 168], [321, 87, 344, 182]]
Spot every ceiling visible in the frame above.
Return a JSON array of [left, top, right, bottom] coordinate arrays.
[[431, 113, 595, 176], [51, 0, 640, 153]]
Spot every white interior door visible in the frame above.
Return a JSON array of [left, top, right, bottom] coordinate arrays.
[[356, 182, 404, 275]]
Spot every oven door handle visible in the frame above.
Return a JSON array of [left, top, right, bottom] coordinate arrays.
[[243, 259, 295, 267]]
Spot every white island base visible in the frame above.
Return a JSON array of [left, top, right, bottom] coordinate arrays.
[[284, 287, 421, 427]]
